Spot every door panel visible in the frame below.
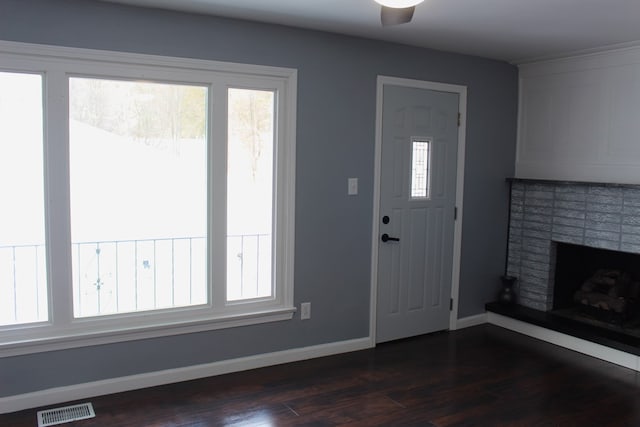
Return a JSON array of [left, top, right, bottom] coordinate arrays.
[[376, 84, 459, 343]]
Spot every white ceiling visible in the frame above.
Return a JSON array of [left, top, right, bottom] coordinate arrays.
[[101, 0, 640, 63]]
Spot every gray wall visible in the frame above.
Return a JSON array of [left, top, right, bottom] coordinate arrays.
[[0, 0, 518, 397]]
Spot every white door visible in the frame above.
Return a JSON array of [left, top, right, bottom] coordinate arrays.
[[376, 82, 460, 343]]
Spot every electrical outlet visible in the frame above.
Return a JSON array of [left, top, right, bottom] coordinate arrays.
[[300, 302, 311, 320]]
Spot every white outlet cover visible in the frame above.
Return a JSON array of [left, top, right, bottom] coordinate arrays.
[[301, 302, 311, 319]]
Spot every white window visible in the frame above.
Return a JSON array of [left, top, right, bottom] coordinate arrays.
[[0, 42, 296, 356], [0, 72, 47, 327], [69, 78, 209, 317], [227, 88, 275, 301]]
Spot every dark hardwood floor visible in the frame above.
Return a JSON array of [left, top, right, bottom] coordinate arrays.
[[4, 324, 640, 426]]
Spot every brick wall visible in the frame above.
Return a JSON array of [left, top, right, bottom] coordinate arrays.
[[507, 179, 640, 311]]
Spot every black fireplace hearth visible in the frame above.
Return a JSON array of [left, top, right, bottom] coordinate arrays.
[[485, 301, 640, 356]]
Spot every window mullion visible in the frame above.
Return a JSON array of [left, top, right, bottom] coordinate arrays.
[[210, 84, 227, 310], [44, 68, 74, 328], [274, 81, 295, 308]]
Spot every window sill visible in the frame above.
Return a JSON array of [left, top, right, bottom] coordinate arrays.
[[0, 307, 296, 358]]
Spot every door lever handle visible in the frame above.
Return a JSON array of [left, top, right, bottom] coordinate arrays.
[[381, 233, 400, 243]]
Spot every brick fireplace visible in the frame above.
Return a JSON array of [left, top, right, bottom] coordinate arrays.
[[486, 179, 640, 371], [506, 179, 640, 313]]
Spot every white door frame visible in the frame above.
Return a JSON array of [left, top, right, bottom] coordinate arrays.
[[369, 75, 468, 344]]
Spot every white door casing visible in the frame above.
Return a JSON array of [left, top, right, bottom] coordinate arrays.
[[370, 76, 467, 344]]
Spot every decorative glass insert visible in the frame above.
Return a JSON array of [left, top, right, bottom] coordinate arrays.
[[410, 139, 432, 199], [69, 77, 208, 318], [0, 71, 48, 326]]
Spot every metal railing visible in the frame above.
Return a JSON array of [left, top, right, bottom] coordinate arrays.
[[0, 243, 46, 325], [73, 236, 208, 317], [0, 233, 270, 324]]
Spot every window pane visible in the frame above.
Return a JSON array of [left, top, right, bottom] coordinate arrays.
[[227, 89, 274, 301], [0, 72, 48, 326], [69, 78, 208, 318], [410, 140, 431, 199]]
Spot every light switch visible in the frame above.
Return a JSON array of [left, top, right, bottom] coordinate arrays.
[[348, 178, 358, 195]]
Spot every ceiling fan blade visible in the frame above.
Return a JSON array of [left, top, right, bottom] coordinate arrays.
[[381, 6, 415, 26]]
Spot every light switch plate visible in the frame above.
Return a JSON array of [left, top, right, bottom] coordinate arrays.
[[348, 178, 358, 195]]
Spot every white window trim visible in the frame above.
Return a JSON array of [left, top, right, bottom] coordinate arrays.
[[0, 41, 297, 358]]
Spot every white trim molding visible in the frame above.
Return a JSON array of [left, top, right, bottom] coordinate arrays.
[[455, 313, 487, 330], [370, 76, 467, 341], [0, 337, 373, 415], [488, 312, 640, 372]]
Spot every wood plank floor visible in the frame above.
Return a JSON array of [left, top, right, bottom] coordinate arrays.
[[3, 324, 640, 426]]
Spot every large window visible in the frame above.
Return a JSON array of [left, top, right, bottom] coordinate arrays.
[[0, 42, 296, 356], [69, 78, 209, 317]]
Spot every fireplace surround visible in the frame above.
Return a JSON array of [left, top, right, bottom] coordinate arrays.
[[506, 178, 640, 313], [486, 178, 640, 368]]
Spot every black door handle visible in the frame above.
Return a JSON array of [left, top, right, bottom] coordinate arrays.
[[381, 233, 400, 243]]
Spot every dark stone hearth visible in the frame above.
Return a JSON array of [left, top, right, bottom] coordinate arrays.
[[486, 302, 640, 356]]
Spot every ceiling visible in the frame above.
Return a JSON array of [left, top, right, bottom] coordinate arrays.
[[101, 0, 640, 63]]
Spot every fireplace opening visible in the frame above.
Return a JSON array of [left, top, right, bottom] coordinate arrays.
[[552, 242, 640, 334]]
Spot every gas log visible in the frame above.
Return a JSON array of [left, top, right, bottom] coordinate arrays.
[[573, 269, 640, 315]]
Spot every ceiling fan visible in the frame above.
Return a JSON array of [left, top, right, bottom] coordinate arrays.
[[375, 0, 424, 26]]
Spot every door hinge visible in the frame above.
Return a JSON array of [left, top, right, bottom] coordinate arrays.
[[454, 206, 458, 220], [450, 298, 453, 311], [457, 112, 461, 127]]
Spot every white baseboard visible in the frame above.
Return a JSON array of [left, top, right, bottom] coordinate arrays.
[[455, 313, 487, 330], [0, 337, 373, 415], [487, 312, 640, 372]]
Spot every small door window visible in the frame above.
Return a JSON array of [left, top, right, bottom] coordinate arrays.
[[410, 138, 432, 199]]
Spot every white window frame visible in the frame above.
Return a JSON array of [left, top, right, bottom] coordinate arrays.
[[0, 41, 297, 357]]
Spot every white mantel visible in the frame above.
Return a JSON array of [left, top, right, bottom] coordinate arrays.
[[517, 45, 640, 185]]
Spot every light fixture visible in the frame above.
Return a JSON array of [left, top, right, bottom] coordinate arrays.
[[374, 0, 424, 8]]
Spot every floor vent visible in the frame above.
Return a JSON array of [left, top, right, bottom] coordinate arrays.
[[37, 402, 95, 427]]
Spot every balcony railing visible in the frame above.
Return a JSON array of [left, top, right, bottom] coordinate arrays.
[[0, 233, 270, 325], [0, 243, 47, 326]]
